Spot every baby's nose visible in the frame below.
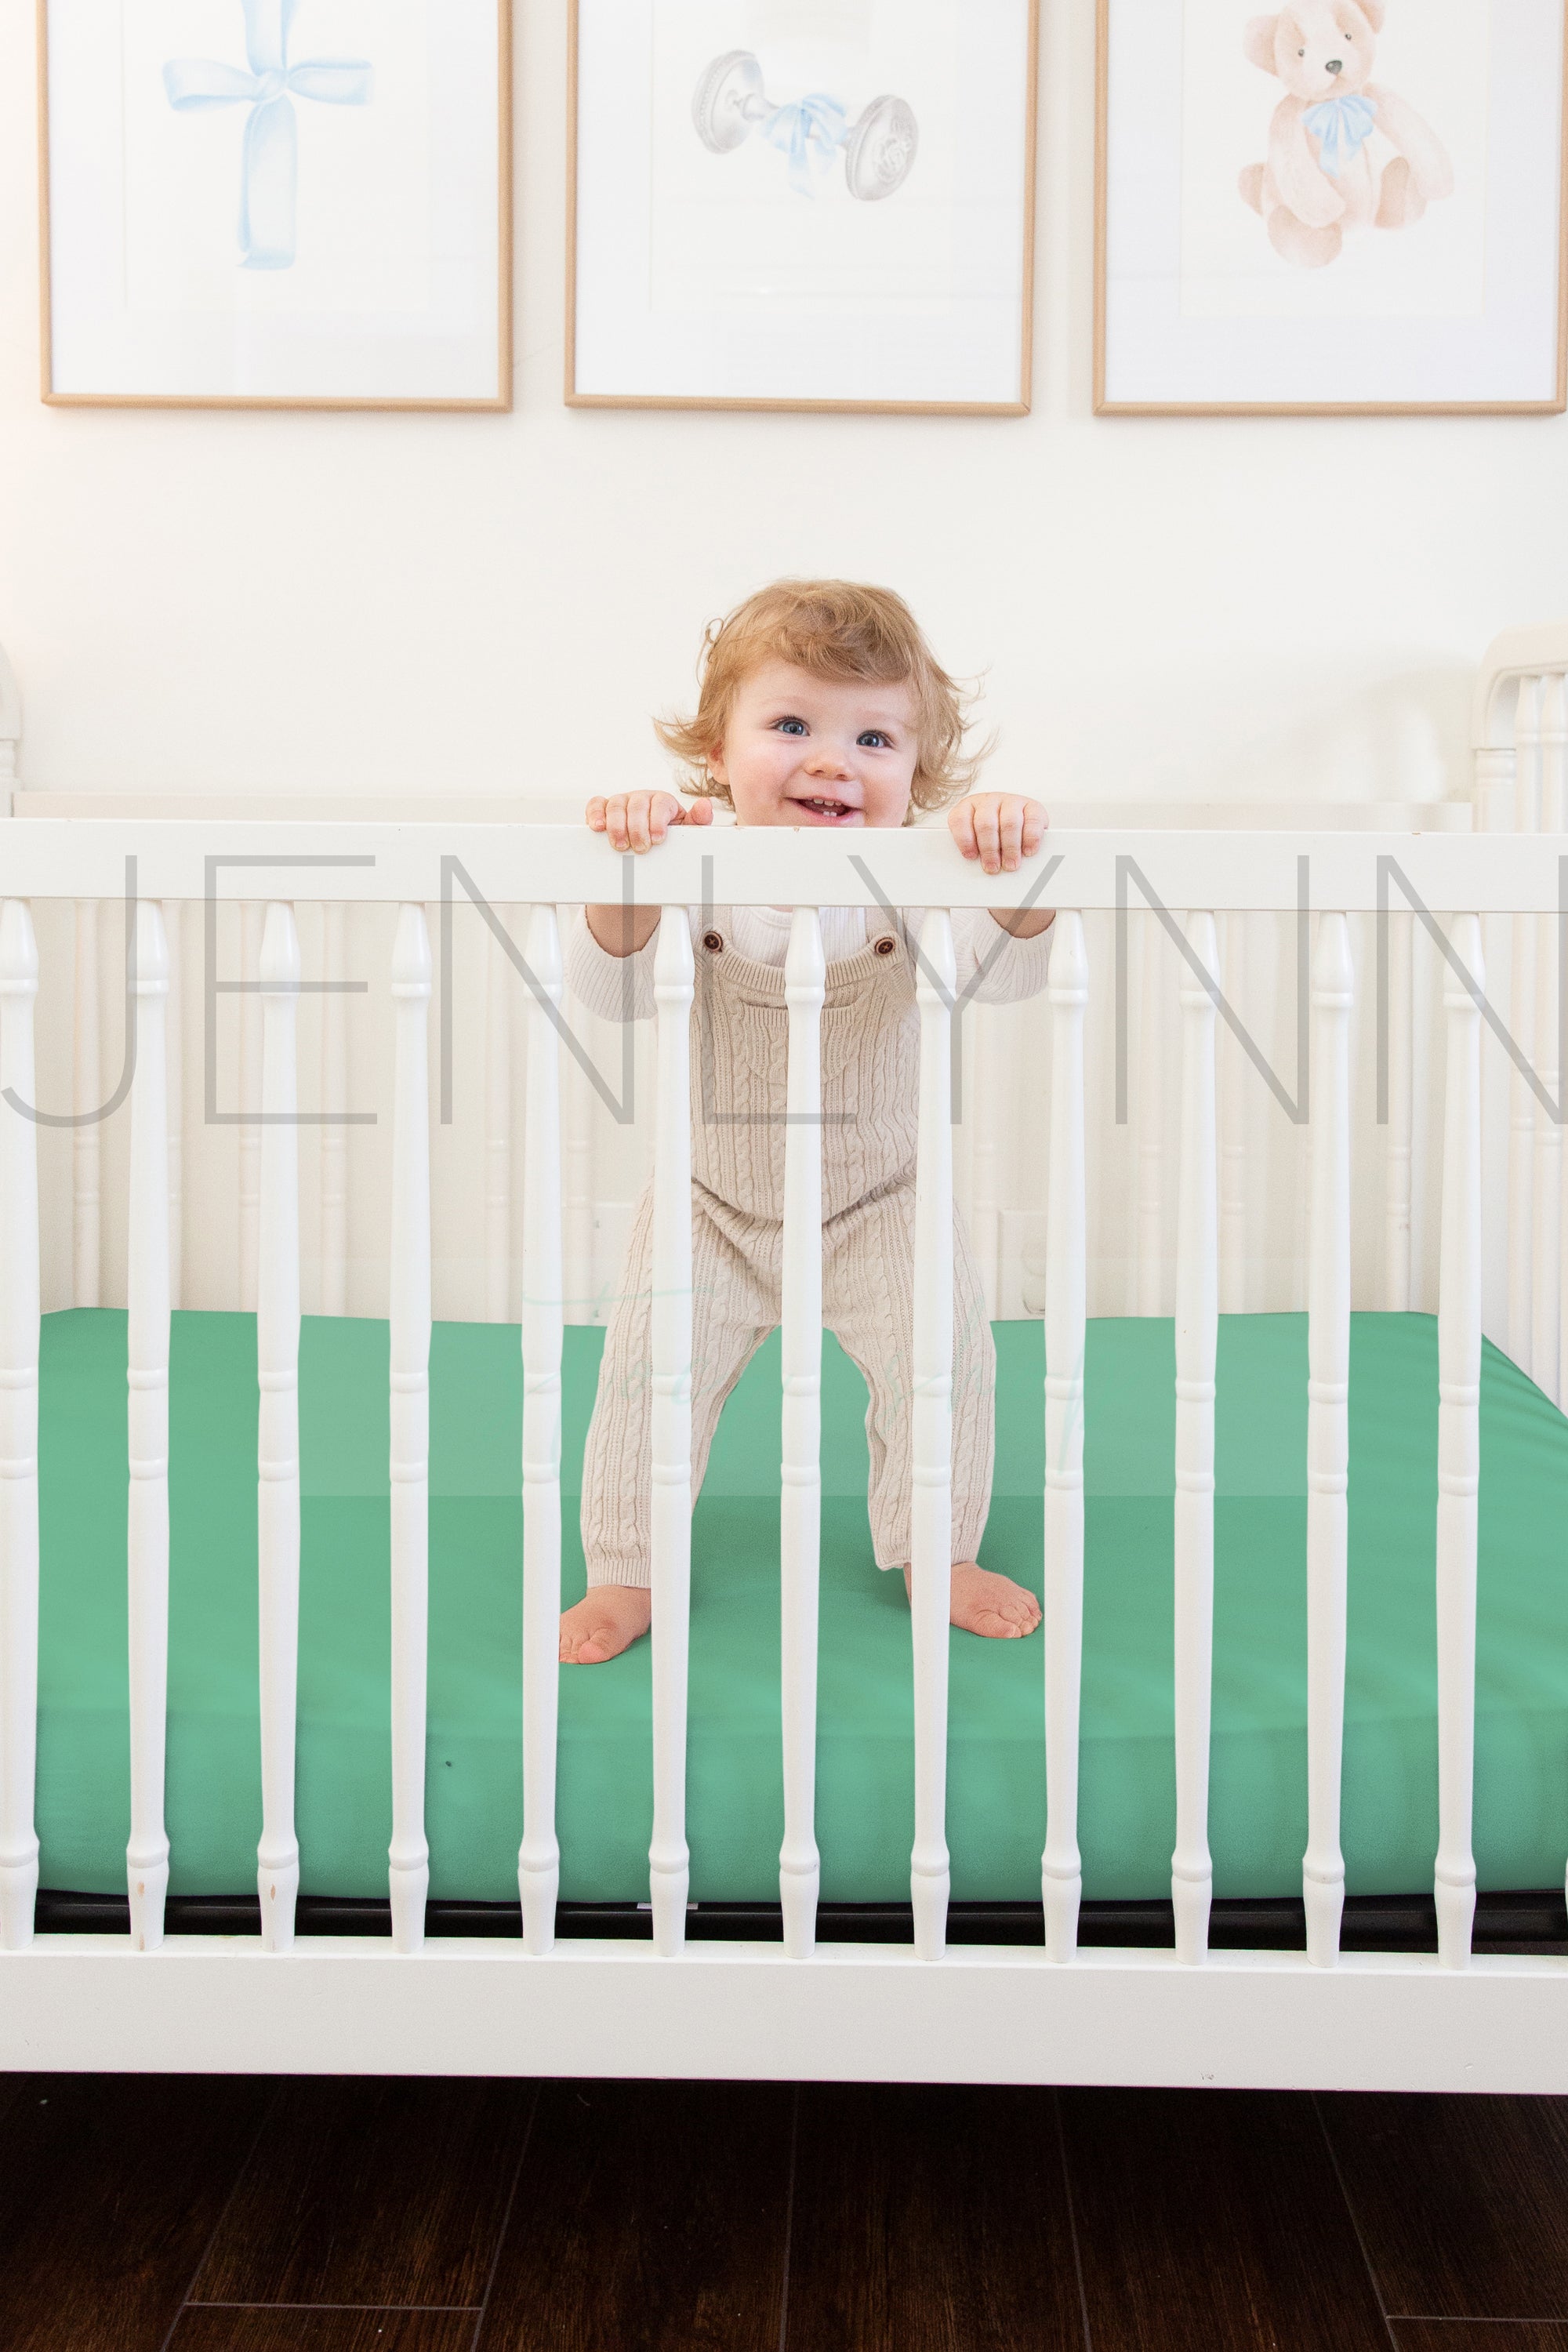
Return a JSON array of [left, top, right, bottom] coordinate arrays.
[[1325, 56, 1343, 72]]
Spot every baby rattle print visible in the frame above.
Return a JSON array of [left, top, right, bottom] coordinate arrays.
[[691, 50, 919, 201], [1240, 0, 1453, 270]]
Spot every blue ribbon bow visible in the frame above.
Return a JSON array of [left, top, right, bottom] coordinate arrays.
[[1302, 92, 1378, 179], [762, 93, 849, 196], [164, 0, 372, 270]]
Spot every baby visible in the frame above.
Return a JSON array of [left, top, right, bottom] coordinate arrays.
[[559, 579, 1054, 1666]]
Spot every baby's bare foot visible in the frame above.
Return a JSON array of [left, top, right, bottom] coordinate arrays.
[[902, 1559, 1043, 1641], [559, 1584, 652, 1665]]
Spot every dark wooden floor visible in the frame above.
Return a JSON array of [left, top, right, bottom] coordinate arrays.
[[2, 2071, 1566, 2350]]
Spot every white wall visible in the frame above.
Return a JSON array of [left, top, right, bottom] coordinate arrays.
[[2, 1, 1565, 810]]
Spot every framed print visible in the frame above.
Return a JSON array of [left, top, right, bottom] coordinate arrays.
[[567, 0, 1039, 414], [39, 0, 512, 409], [1095, 0, 1568, 414]]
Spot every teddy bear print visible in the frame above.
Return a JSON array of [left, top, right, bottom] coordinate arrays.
[[1240, 0, 1454, 270]]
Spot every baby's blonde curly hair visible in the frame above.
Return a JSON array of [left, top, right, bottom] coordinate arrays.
[[655, 579, 986, 821]]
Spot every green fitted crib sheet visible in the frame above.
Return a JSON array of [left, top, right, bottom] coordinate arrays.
[[32, 1307, 1568, 1905]]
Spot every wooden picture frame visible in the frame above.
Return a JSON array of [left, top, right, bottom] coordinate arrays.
[[566, 0, 1039, 416], [1094, 0, 1568, 417], [38, 0, 513, 412]]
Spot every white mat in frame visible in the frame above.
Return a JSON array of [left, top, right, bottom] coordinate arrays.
[[568, 0, 1038, 413], [1095, 0, 1567, 414]]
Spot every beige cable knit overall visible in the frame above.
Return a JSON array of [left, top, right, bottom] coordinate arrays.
[[576, 904, 1040, 1588]]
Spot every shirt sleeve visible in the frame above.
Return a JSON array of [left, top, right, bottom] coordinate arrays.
[[564, 904, 679, 1024], [905, 904, 1055, 1006]]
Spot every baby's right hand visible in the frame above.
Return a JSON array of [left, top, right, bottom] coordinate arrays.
[[586, 791, 714, 854]]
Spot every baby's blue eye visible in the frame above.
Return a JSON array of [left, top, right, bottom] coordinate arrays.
[[775, 717, 808, 735], [858, 730, 892, 748]]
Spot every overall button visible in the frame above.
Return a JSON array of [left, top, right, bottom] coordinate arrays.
[[873, 935, 897, 956], [702, 930, 724, 953]]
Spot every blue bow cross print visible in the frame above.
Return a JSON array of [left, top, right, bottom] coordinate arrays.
[[164, 0, 372, 270], [762, 93, 849, 195], [1302, 91, 1378, 179]]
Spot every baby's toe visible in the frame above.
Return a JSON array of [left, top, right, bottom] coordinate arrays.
[[560, 1611, 605, 1664]]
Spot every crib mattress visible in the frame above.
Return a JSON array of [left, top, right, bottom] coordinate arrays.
[[31, 1307, 1568, 1907]]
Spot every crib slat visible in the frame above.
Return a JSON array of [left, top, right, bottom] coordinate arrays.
[[1559, 753, 1568, 1416], [127, 900, 172, 1953], [1294, 1061, 1315, 1315], [649, 906, 695, 1957], [239, 902, 263, 1313], [0, 901, 40, 1951], [1218, 913, 1247, 1315], [1173, 909, 1218, 1965], [518, 904, 564, 1955], [970, 1004, 1002, 1320], [1305, 913, 1353, 1966], [1042, 911, 1088, 1963], [564, 949, 595, 1327], [1533, 674, 1566, 1398], [165, 904, 183, 1312], [389, 904, 432, 1955], [1554, 678, 1568, 1421], [780, 906, 825, 1959], [1508, 679, 1541, 1370], [320, 905, 349, 1316], [1473, 738, 1517, 835], [73, 898, 100, 1309], [911, 908, 956, 1963], [256, 903, 302, 1953], [1137, 913, 1164, 1316], [485, 913, 512, 1323], [1384, 909, 1414, 1312], [1436, 912, 1484, 1969]]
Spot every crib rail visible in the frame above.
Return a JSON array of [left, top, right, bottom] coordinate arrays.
[[0, 815, 1562, 2029], [0, 817, 1562, 909]]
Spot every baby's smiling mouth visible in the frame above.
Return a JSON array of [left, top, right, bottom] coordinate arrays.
[[793, 795, 860, 822]]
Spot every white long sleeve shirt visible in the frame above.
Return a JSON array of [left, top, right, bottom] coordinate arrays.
[[566, 901, 1054, 1022]]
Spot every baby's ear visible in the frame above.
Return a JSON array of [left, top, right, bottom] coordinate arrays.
[[1243, 13, 1282, 69]]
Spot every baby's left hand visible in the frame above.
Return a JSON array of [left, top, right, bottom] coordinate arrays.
[[948, 793, 1049, 877]]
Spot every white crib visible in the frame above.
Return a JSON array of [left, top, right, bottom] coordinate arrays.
[[0, 625, 1565, 2091]]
